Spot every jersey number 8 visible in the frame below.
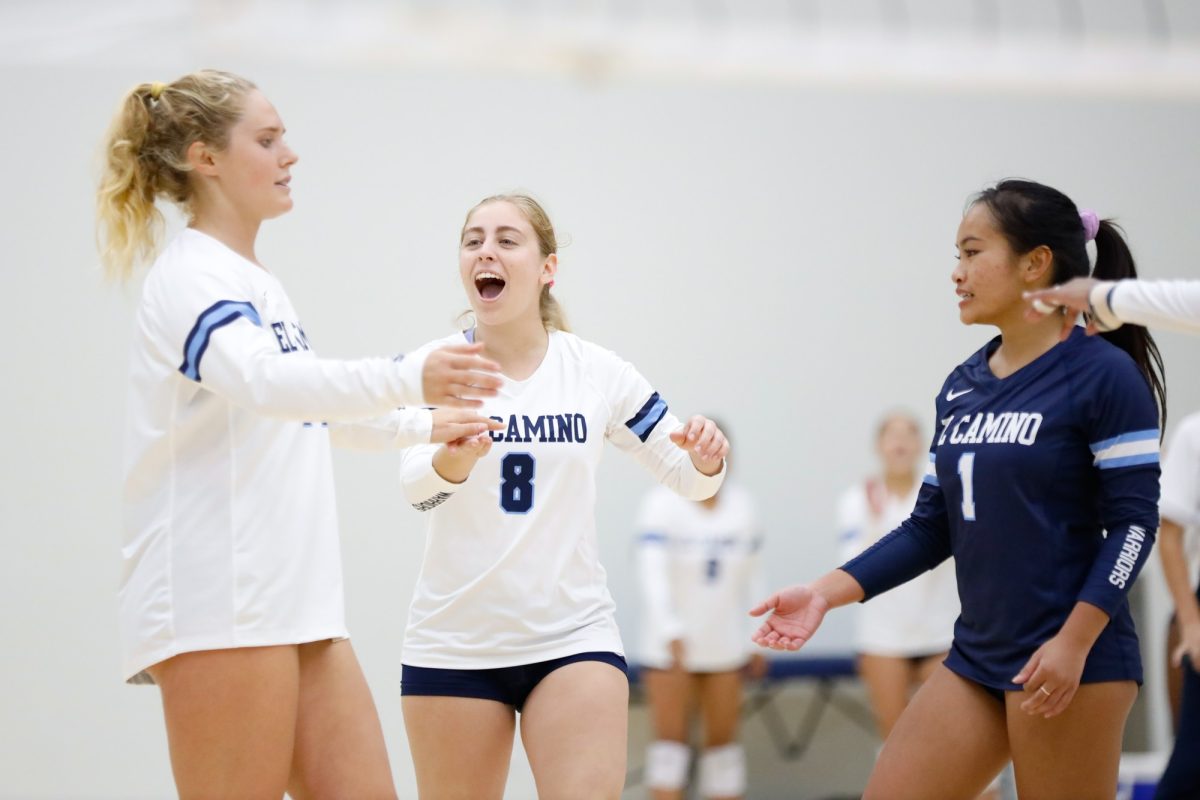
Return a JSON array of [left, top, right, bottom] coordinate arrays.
[[500, 453, 536, 513]]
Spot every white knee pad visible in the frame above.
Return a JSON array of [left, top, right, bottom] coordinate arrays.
[[698, 743, 745, 798], [645, 740, 690, 791]]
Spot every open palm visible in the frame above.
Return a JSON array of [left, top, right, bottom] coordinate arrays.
[[749, 585, 829, 651]]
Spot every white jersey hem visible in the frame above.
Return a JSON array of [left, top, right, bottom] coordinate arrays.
[[123, 626, 351, 684]]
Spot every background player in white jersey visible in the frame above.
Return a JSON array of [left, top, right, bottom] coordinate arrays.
[[750, 179, 1166, 799], [836, 411, 958, 742], [96, 70, 501, 798], [1153, 411, 1200, 798], [634, 440, 766, 800], [397, 194, 729, 800]]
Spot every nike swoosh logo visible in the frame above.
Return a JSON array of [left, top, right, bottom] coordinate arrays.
[[946, 387, 974, 401]]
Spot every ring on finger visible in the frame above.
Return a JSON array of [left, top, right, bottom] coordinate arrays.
[[1038, 686, 1052, 697]]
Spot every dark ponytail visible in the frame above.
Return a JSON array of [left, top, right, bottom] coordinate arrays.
[[973, 179, 1166, 429], [1091, 219, 1167, 429]]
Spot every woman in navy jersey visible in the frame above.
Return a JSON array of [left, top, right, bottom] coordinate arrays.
[[751, 179, 1166, 799]]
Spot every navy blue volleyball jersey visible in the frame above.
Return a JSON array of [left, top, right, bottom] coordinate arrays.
[[843, 327, 1160, 691]]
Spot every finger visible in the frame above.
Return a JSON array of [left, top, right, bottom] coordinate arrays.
[[683, 416, 705, 443], [669, 428, 687, 448], [1044, 686, 1076, 719], [432, 394, 484, 409], [749, 596, 777, 617], [1022, 684, 1053, 715], [446, 381, 500, 400], [691, 422, 716, 454], [1172, 643, 1186, 668], [446, 354, 504, 375], [1012, 654, 1039, 685], [705, 434, 729, 463]]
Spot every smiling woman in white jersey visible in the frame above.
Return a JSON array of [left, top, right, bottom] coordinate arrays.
[[96, 70, 501, 798], [397, 194, 729, 800], [750, 180, 1166, 799]]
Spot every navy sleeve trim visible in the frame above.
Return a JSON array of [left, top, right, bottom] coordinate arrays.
[[179, 300, 263, 382], [625, 391, 668, 442]]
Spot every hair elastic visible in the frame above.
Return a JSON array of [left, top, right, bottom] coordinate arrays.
[[149, 82, 166, 99], [1079, 209, 1100, 242]]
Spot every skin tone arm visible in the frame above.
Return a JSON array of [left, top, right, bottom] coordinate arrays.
[[1160, 519, 1200, 668], [749, 569, 865, 651]]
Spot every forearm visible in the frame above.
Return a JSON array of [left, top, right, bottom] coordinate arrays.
[[812, 569, 866, 610], [431, 447, 480, 484], [329, 409, 433, 450], [1160, 520, 1200, 625], [1091, 279, 1200, 335], [1058, 601, 1112, 651]]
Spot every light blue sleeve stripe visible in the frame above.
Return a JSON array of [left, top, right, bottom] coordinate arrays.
[[628, 397, 668, 440], [638, 531, 668, 545], [180, 301, 262, 381], [1090, 429, 1159, 454], [923, 473, 940, 487], [1097, 453, 1161, 470]]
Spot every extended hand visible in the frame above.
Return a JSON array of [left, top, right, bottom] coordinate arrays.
[[422, 343, 503, 408], [1023, 278, 1100, 341], [749, 585, 829, 652], [430, 409, 503, 444]]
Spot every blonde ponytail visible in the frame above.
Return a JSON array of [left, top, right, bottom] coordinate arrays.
[[95, 70, 255, 281]]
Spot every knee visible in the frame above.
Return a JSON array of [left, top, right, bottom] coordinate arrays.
[[698, 743, 745, 799], [645, 740, 690, 792]]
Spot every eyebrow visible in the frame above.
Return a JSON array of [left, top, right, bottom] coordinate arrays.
[[462, 226, 524, 237], [256, 126, 284, 134], [957, 235, 983, 247]]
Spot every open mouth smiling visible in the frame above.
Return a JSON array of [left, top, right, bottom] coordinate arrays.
[[475, 271, 506, 301]]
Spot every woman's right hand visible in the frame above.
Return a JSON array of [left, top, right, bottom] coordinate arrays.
[[1174, 618, 1200, 670], [749, 585, 830, 652], [432, 432, 494, 483], [421, 343, 503, 408]]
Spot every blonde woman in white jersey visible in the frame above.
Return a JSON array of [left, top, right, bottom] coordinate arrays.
[[635, 460, 767, 800], [96, 70, 501, 798], [398, 194, 729, 800], [836, 412, 959, 742]]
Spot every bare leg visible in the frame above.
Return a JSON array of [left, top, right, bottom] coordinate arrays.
[[287, 639, 396, 799], [642, 668, 695, 800], [150, 645, 300, 800], [857, 653, 917, 740], [401, 696, 515, 800], [521, 660, 629, 800], [696, 670, 745, 800], [1006, 680, 1136, 800], [863, 666, 1009, 800]]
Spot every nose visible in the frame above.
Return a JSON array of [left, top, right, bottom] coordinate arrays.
[[280, 142, 298, 168], [951, 259, 965, 284]]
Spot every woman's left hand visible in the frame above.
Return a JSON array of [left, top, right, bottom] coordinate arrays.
[[1012, 634, 1090, 718], [669, 415, 728, 476]]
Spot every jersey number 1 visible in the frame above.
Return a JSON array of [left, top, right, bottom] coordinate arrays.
[[958, 452, 977, 522], [500, 453, 536, 513]]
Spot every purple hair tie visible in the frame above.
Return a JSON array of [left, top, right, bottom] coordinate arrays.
[[1080, 209, 1100, 242]]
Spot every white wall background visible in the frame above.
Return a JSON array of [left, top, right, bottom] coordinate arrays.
[[2, 3, 1200, 797]]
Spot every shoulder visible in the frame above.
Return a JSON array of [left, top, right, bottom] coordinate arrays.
[[564, 333, 626, 370], [1063, 330, 1147, 388]]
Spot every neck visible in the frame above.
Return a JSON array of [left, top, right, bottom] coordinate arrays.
[[190, 200, 263, 267], [991, 308, 1065, 378], [700, 493, 720, 510], [882, 471, 915, 495], [475, 313, 550, 380]]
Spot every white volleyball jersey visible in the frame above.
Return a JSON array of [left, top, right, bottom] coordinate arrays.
[[399, 329, 725, 669], [634, 484, 764, 672], [1160, 411, 1200, 582], [837, 480, 959, 656], [120, 228, 431, 683], [1091, 279, 1200, 335]]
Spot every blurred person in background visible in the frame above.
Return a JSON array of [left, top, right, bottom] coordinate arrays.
[[634, 427, 766, 800]]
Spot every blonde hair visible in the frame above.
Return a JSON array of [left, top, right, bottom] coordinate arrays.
[[96, 70, 256, 281], [463, 193, 570, 332]]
